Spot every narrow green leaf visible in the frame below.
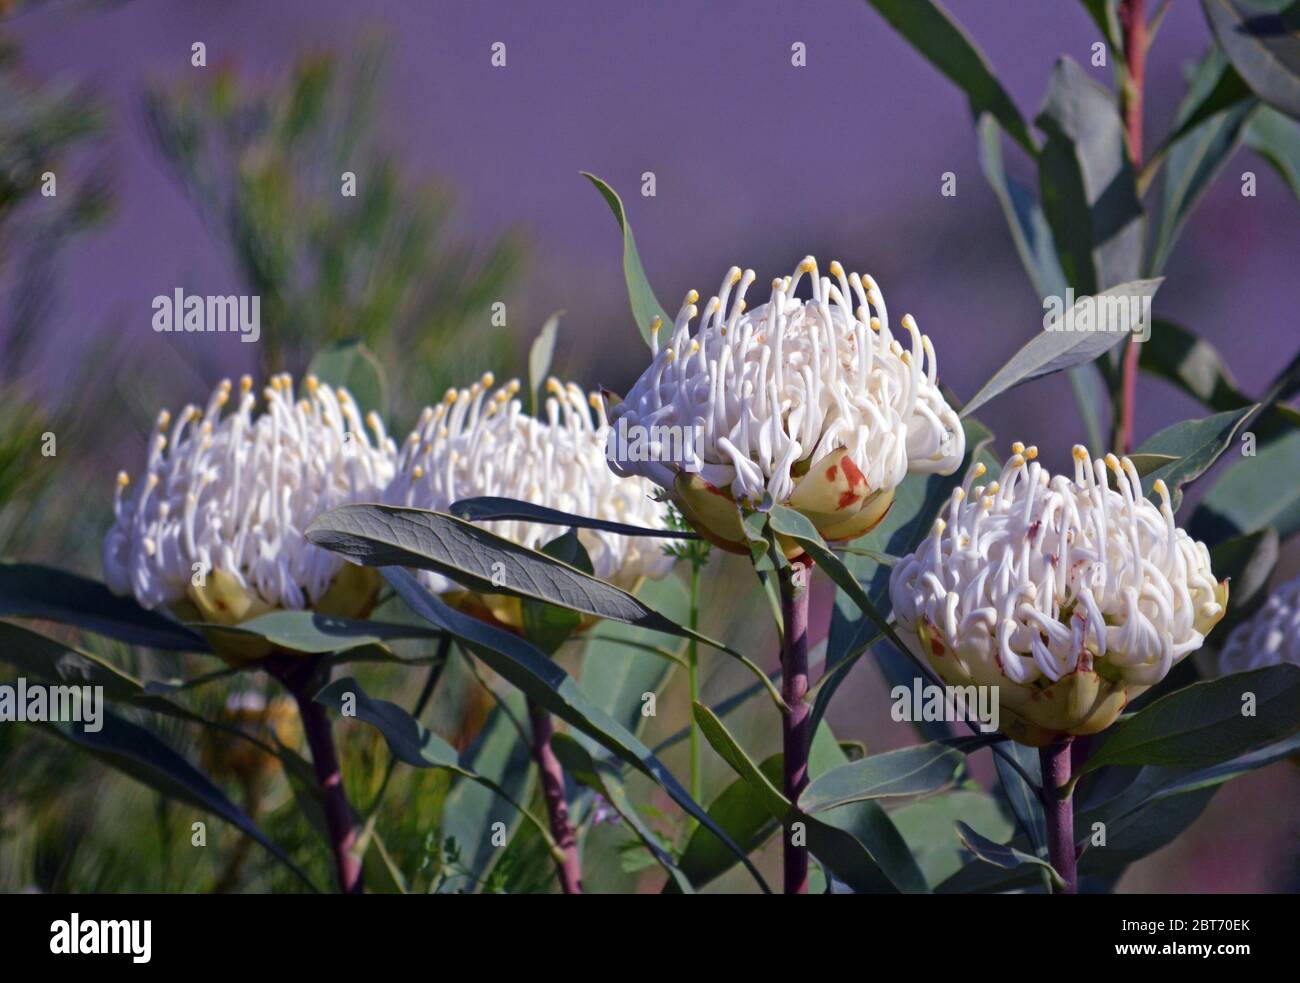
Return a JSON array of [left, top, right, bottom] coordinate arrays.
[[864, 0, 1036, 154], [1139, 317, 1252, 412], [551, 733, 694, 893], [1202, 0, 1300, 121], [528, 311, 562, 416], [1082, 665, 1300, 772], [1191, 424, 1300, 540], [191, 609, 441, 654], [0, 562, 209, 651], [954, 821, 1064, 889], [449, 495, 699, 540], [798, 742, 965, 813], [961, 280, 1163, 418], [384, 567, 771, 892], [306, 338, 387, 417], [308, 503, 781, 707], [1245, 103, 1300, 195], [1036, 57, 1145, 292], [1136, 404, 1258, 508], [36, 707, 314, 889], [580, 172, 672, 346]]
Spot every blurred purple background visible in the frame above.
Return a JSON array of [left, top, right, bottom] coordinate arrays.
[[10, 0, 1299, 891]]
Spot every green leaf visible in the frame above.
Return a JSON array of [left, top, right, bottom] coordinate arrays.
[[308, 504, 780, 707], [520, 530, 591, 655], [580, 172, 672, 347], [977, 114, 1066, 299], [692, 702, 922, 893], [1245, 103, 1300, 195], [1082, 665, 1300, 772], [528, 311, 562, 416], [891, 789, 1013, 887], [449, 495, 699, 540], [954, 821, 1064, 890], [306, 338, 387, 416], [941, 729, 1300, 891], [1125, 452, 1180, 475], [383, 567, 771, 892], [441, 692, 536, 888], [1079, 1, 1123, 55], [1036, 57, 1145, 293], [1139, 318, 1252, 412], [579, 576, 686, 737], [991, 741, 1046, 857], [1151, 49, 1258, 274], [550, 733, 694, 893], [1148, 52, 1253, 173], [192, 609, 441, 654], [1191, 423, 1300, 540], [798, 742, 966, 813], [671, 752, 783, 892], [960, 280, 1163, 418], [35, 707, 314, 890], [864, 0, 1036, 154], [1209, 528, 1280, 630], [0, 562, 208, 651], [1135, 404, 1258, 508], [314, 676, 557, 851], [1202, 0, 1300, 121]]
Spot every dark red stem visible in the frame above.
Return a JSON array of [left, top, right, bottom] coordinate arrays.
[[780, 554, 814, 895], [1039, 739, 1078, 894], [1118, 0, 1147, 453], [527, 698, 582, 894], [273, 657, 364, 894]]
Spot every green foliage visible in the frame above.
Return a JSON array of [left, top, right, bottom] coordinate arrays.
[[142, 44, 521, 412]]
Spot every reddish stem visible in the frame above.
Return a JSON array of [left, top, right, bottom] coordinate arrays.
[[779, 554, 814, 895], [272, 657, 363, 894], [527, 698, 583, 894], [1039, 739, 1078, 894], [1118, 0, 1147, 453]]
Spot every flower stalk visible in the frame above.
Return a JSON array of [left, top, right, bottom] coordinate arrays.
[[270, 656, 363, 894], [527, 698, 583, 894], [1039, 738, 1078, 894], [779, 554, 814, 895], [1117, 0, 1147, 454]]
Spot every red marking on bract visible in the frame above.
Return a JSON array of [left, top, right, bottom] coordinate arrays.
[[704, 482, 730, 499], [840, 455, 867, 489], [837, 490, 861, 509], [930, 638, 944, 656], [216, 600, 228, 611], [826, 465, 839, 481]]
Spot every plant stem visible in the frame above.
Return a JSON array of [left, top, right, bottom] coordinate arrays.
[[687, 560, 702, 803], [272, 656, 364, 894], [526, 697, 582, 894], [1117, 0, 1147, 454], [778, 554, 814, 894], [1039, 738, 1078, 894]]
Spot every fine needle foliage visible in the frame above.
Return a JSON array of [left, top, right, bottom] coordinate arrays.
[[1, 1, 1298, 896]]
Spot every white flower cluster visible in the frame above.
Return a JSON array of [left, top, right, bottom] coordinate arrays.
[[103, 374, 397, 613], [385, 373, 674, 594], [890, 445, 1225, 691], [1210, 575, 1300, 675], [607, 256, 964, 504]]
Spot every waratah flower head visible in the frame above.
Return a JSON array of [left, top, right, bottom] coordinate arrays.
[[888, 444, 1228, 746], [606, 256, 964, 555], [386, 372, 674, 630], [103, 374, 397, 649], [1204, 575, 1300, 676]]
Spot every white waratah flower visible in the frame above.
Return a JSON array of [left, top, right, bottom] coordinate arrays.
[[606, 256, 964, 554], [1207, 576, 1300, 675], [103, 374, 397, 639], [889, 444, 1228, 745], [385, 372, 674, 629]]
